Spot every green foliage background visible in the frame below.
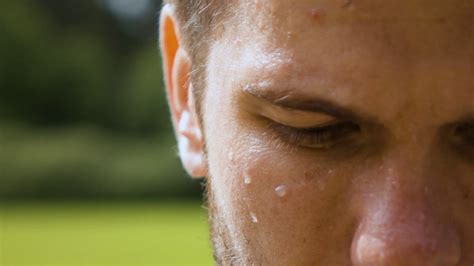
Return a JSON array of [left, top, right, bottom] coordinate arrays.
[[0, 0, 203, 200], [0, 2, 214, 264]]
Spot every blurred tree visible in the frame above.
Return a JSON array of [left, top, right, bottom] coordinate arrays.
[[0, 0, 111, 126], [0, 0, 201, 200], [0, 0, 164, 131], [112, 46, 171, 135]]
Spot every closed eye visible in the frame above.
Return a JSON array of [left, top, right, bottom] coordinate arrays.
[[270, 120, 362, 149]]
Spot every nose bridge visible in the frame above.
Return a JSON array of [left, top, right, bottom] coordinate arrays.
[[351, 154, 461, 265], [378, 141, 431, 201]]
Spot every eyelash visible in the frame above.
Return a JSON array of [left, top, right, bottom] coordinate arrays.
[[271, 121, 361, 149], [452, 122, 474, 158], [267, 119, 474, 152], [454, 122, 474, 145]]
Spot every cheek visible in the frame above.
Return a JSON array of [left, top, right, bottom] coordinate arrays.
[[203, 71, 357, 261], [207, 130, 357, 261]]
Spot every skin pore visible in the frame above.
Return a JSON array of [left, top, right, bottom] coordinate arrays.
[[160, 0, 474, 265]]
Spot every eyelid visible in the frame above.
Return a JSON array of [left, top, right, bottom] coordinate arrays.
[[257, 101, 338, 128], [271, 120, 362, 149]]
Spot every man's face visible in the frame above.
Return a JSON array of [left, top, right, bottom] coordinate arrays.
[[199, 1, 474, 264], [162, 0, 474, 264]]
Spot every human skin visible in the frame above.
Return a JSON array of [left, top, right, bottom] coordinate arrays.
[[160, 0, 474, 265]]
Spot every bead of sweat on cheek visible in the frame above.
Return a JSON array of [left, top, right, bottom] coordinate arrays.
[[244, 174, 252, 185], [250, 212, 258, 224], [275, 184, 288, 197]]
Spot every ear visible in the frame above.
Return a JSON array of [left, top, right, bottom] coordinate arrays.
[[159, 4, 207, 178]]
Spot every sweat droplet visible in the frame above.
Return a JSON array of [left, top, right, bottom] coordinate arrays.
[[244, 175, 252, 185], [250, 212, 258, 223], [275, 185, 288, 198]]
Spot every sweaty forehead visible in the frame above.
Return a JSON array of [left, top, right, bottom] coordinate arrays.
[[209, 0, 474, 123], [238, 0, 474, 23], [232, 0, 474, 48]]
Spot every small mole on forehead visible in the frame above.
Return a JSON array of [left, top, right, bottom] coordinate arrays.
[[308, 8, 326, 22]]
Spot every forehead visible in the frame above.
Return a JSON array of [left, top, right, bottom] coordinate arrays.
[[209, 0, 474, 123], [229, 0, 474, 63]]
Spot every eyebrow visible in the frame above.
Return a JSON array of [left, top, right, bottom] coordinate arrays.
[[242, 83, 375, 123]]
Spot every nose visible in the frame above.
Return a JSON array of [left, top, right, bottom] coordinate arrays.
[[351, 194, 461, 266]]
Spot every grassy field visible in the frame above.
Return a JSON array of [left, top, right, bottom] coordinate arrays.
[[0, 202, 214, 266]]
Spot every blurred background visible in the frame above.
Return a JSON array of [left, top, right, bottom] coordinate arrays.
[[0, 0, 212, 265]]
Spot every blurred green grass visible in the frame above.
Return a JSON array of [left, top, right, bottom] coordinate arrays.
[[0, 124, 201, 199], [0, 202, 213, 266]]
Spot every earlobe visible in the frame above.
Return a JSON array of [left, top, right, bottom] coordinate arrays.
[[176, 84, 207, 179], [177, 106, 207, 178], [159, 4, 207, 179]]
